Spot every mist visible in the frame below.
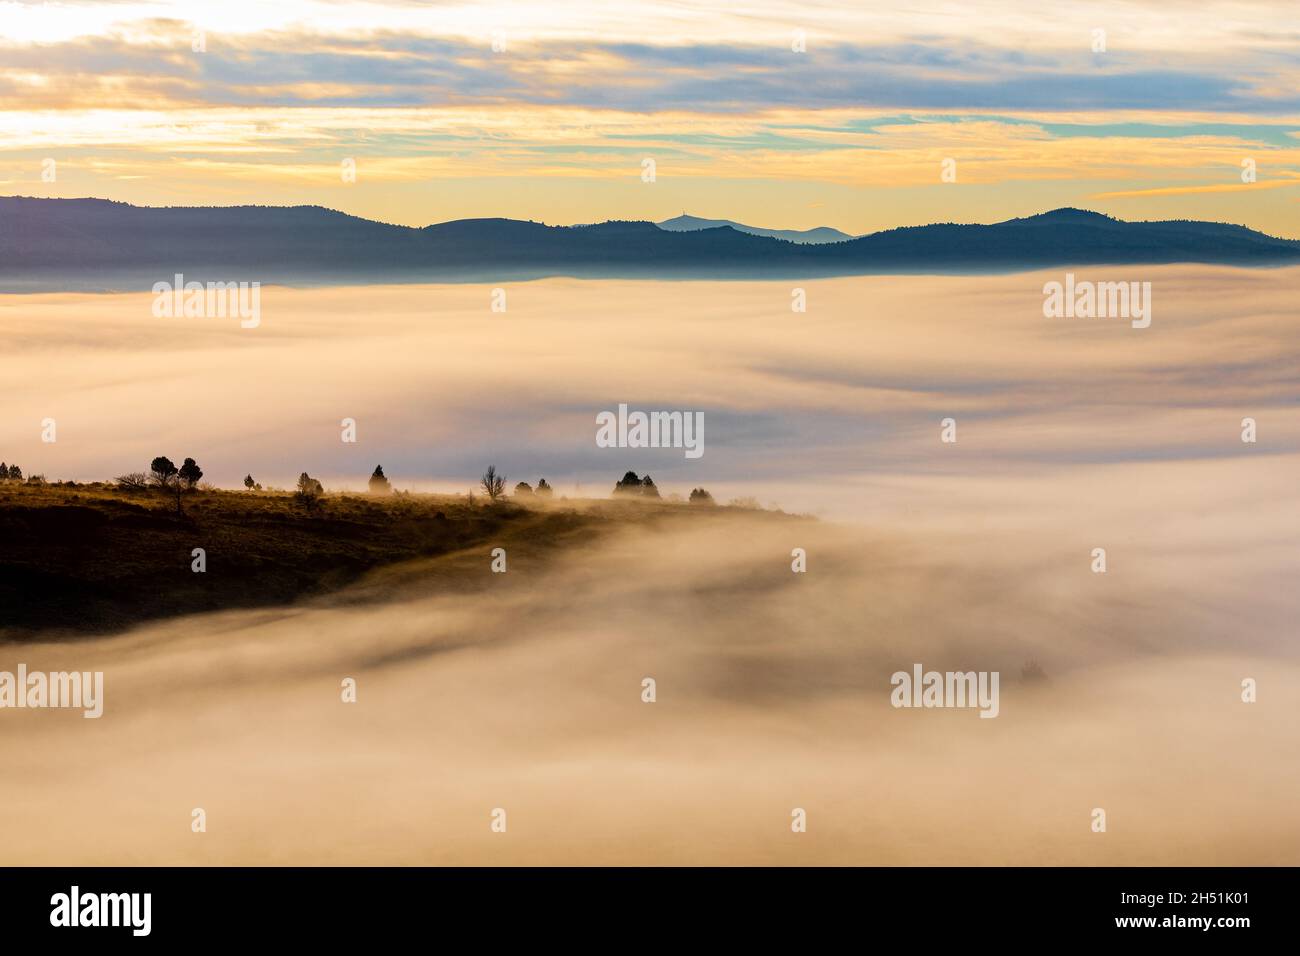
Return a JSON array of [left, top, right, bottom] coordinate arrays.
[[2, 499, 1296, 864], [2, 266, 1297, 519], [2, 268, 1297, 863]]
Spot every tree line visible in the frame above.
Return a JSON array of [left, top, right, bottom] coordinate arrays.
[[107, 459, 711, 508]]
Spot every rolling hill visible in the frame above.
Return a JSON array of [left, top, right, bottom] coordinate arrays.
[[656, 213, 854, 244], [1, 198, 1296, 289]]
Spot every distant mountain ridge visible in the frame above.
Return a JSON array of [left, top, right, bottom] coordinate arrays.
[[656, 213, 854, 244], [1, 198, 1296, 290]]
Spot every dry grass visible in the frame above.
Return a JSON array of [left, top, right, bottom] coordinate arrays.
[[0, 481, 791, 639]]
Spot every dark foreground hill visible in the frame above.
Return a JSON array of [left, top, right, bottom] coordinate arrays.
[[2, 198, 1297, 289], [0, 482, 555, 636], [0, 482, 793, 639]]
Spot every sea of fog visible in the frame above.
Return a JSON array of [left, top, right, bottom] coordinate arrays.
[[2, 268, 1298, 863], [3, 266, 1297, 520]]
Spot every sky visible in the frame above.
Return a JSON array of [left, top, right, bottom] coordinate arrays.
[[1, 0, 1298, 235]]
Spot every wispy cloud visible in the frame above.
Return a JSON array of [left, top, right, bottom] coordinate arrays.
[[1092, 178, 1300, 199], [1, 1, 1298, 234]]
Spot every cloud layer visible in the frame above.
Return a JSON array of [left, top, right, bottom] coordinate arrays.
[[1, 1, 1298, 234]]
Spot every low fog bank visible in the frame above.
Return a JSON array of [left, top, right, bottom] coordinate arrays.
[[3, 267, 1298, 510], [4, 267, 1295, 862], [3, 501, 1296, 865]]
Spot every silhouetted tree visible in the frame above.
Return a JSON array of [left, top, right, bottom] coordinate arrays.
[[295, 472, 324, 508], [368, 465, 392, 495], [244, 474, 255, 490], [641, 474, 661, 498], [481, 465, 506, 501], [146, 456, 187, 514], [612, 470, 643, 496], [535, 478, 553, 498], [514, 481, 534, 498], [178, 457, 203, 489], [149, 456, 177, 487], [8, 463, 22, 481], [689, 487, 714, 504], [0, 463, 6, 481]]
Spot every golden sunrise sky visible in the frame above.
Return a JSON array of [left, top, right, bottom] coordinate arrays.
[[1, 0, 1298, 235]]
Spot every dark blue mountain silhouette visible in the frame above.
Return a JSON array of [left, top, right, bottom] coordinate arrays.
[[1, 197, 1296, 290], [656, 213, 854, 244]]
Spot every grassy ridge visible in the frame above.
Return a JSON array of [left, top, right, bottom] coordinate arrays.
[[0, 482, 626, 639]]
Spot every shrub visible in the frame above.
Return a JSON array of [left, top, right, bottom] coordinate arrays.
[[115, 472, 151, 491]]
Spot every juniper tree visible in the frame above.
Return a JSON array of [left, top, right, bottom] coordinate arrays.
[[178, 458, 203, 489], [149, 457, 184, 513], [368, 465, 392, 495], [149, 457, 177, 487], [612, 471, 642, 496]]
